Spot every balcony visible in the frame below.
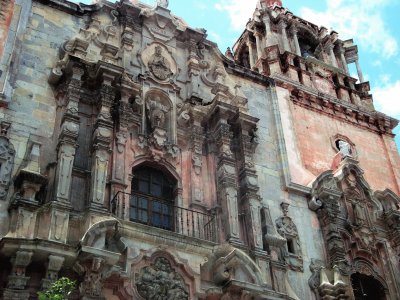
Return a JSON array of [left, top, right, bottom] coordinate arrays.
[[111, 191, 218, 243]]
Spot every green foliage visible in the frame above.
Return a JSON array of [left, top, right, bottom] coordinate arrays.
[[38, 277, 76, 300]]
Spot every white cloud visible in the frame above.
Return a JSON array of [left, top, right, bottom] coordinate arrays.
[[373, 80, 400, 118], [215, 0, 258, 31], [300, 0, 398, 58]]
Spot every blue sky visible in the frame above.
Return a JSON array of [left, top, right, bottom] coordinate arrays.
[[74, 0, 400, 149]]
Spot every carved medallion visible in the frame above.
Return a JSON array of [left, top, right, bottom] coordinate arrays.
[[136, 257, 189, 300], [149, 46, 173, 80]]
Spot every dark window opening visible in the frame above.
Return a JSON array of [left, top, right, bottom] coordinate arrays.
[[130, 166, 176, 231], [287, 238, 295, 254], [351, 273, 385, 300]]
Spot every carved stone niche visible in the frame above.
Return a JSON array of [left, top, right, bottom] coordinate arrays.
[[0, 135, 15, 201], [142, 90, 176, 151], [131, 251, 195, 300]]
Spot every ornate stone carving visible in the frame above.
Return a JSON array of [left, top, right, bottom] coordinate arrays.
[[146, 96, 169, 130], [115, 132, 128, 154], [0, 136, 15, 201], [276, 203, 303, 272], [136, 257, 189, 300], [149, 45, 173, 81], [7, 251, 33, 290], [79, 257, 105, 298]]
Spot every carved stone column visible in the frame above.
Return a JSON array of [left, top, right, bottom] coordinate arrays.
[[290, 25, 301, 56], [262, 14, 274, 47], [254, 30, 264, 60], [208, 102, 241, 245], [41, 255, 65, 290], [3, 250, 33, 300], [279, 20, 290, 52], [246, 39, 255, 70], [326, 43, 338, 68], [337, 46, 349, 74], [355, 59, 365, 82]]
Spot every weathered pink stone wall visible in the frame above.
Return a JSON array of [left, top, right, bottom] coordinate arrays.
[[0, 0, 14, 58], [290, 101, 400, 194]]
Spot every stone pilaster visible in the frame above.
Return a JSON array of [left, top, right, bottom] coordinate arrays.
[[232, 112, 263, 251], [89, 82, 114, 211], [208, 102, 241, 245], [3, 250, 33, 300], [54, 66, 83, 203], [190, 119, 205, 206], [188, 39, 202, 101], [311, 174, 347, 268]]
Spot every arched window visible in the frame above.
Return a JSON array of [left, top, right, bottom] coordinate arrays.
[[351, 273, 386, 300], [130, 165, 176, 231]]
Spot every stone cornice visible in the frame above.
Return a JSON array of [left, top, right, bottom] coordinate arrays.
[[273, 74, 398, 135]]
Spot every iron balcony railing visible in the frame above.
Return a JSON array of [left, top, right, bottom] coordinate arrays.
[[111, 191, 218, 243]]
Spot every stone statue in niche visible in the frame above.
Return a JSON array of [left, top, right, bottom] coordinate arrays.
[[352, 200, 365, 227], [156, 0, 169, 8], [338, 140, 352, 158], [136, 257, 189, 300], [147, 97, 167, 129], [149, 46, 173, 81]]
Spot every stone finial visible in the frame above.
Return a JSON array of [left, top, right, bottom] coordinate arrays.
[[260, 0, 283, 8], [156, 0, 169, 8]]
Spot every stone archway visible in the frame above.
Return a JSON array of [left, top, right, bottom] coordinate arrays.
[[351, 273, 386, 300]]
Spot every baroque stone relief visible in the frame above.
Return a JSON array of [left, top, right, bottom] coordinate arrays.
[[141, 44, 177, 83], [275, 203, 303, 272], [0, 136, 15, 201], [136, 257, 189, 300]]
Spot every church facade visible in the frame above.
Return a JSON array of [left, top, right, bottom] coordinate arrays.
[[0, 0, 399, 299]]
